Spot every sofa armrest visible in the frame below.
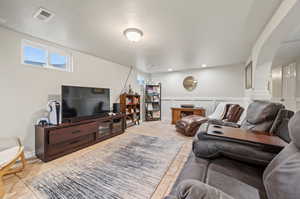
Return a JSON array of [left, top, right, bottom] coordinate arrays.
[[209, 119, 241, 128], [165, 180, 234, 199], [192, 131, 279, 166]]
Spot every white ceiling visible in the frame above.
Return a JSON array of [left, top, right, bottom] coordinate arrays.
[[275, 41, 300, 61], [0, 0, 282, 73], [272, 23, 300, 67]]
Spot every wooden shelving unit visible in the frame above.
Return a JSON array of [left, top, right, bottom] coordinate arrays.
[[145, 83, 161, 121], [120, 93, 141, 128]]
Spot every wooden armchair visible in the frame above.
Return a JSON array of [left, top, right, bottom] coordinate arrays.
[[0, 137, 26, 199]]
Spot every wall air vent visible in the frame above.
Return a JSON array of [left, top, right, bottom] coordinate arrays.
[[33, 8, 54, 22]]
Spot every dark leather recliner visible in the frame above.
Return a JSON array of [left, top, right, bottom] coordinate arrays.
[[176, 115, 208, 137], [176, 104, 244, 137], [166, 111, 300, 199]]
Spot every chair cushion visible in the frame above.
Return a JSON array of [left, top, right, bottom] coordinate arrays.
[[207, 158, 267, 199], [0, 146, 20, 169]]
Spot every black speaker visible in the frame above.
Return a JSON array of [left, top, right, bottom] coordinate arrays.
[[113, 103, 121, 113]]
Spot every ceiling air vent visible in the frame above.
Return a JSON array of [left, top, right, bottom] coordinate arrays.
[[33, 8, 54, 22]]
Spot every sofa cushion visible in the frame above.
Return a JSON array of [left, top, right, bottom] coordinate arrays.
[[245, 101, 283, 124], [169, 179, 234, 199], [240, 101, 284, 133], [193, 131, 278, 166], [289, 111, 300, 148], [206, 158, 267, 199], [169, 152, 209, 195], [223, 104, 243, 123], [269, 109, 294, 142], [263, 111, 300, 199]]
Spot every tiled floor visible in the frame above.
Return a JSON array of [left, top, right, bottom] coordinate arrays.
[[3, 121, 192, 199]]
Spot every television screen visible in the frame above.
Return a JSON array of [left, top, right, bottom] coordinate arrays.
[[62, 85, 110, 121]]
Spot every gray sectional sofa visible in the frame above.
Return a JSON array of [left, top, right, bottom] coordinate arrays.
[[166, 102, 299, 199]]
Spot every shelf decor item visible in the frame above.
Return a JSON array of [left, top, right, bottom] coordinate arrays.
[[120, 93, 141, 128], [145, 83, 161, 121]]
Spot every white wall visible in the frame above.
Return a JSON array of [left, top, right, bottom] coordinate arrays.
[[150, 65, 245, 121], [249, 0, 300, 101], [271, 56, 300, 111], [297, 58, 300, 110], [0, 27, 141, 154]]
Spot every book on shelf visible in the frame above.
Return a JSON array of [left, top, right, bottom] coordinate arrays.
[[120, 93, 141, 127], [153, 111, 161, 118], [153, 95, 160, 102], [133, 97, 139, 104], [152, 103, 160, 110], [147, 103, 153, 111], [145, 84, 161, 120], [147, 86, 160, 93], [126, 98, 132, 105], [146, 95, 160, 103]]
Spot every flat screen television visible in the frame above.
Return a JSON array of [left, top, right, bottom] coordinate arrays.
[[62, 85, 110, 122]]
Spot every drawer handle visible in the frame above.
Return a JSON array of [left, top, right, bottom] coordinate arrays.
[[72, 130, 81, 134], [70, 140, 80, 145]]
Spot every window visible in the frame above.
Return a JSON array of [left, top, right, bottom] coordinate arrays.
[[49, 52, 67, 69], [23, 45, 47, 66], [22, 40, 72, 72]]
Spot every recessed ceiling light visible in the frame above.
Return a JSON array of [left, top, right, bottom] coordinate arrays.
[[168, 68, 173, 71], [202, 64, 207, 67], [123, 28, 143, 42]]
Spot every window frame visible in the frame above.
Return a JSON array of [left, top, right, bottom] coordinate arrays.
[[21, 39, 73, 72]]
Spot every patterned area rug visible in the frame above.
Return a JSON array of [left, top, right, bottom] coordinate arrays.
[[26, 134, 183, 199]]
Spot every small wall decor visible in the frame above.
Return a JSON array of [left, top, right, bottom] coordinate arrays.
[[245, 61, 253, 89], [183, 76, 198, 91]]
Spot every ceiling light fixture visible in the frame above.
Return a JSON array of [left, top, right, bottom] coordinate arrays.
[[202, 64, 207, 67], [168, 68, 173, 72], [123, 28, 143, 42]]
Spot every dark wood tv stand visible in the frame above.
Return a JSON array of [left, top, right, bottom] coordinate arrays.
[[35, 114, 126, 162]]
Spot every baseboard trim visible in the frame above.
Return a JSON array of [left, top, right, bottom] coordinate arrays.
[[24, 150, 36, 160], [161, 97, 245, 102]]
